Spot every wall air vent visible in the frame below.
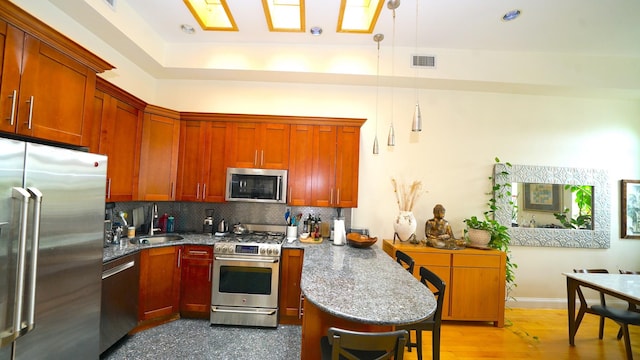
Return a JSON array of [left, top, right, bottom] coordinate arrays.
[[103, 0, 116, 10], [411, 55, 436, 68]]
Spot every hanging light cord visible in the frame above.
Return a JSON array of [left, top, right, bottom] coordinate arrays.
[[414, 0, 419, 103]]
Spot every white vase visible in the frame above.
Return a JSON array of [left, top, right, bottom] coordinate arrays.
[[394, 211, 417, 242]]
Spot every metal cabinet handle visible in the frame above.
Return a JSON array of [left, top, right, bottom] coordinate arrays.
[[261, 150, 264, 166], [337, 188, 340, 205], [330, 188, 334, 205], [25, 187, 42, 331], [26, 96, 34, 129], [11, 187, 31, 338], [7, 89, 17, 126], [208, 263, 212, 282], [102, 261, 135, 280], [254, 150, 258, 167], [298, 293, 305, 319], [202, 184, 206, 199], [177, 248, 182, 268], [196, 183, 200, 200], [106, 178, 111, 199]]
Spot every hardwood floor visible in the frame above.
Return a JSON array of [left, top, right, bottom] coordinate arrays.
[[403, 308, 639, 360]]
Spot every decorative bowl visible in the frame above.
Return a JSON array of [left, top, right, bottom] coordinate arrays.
[[300, 232, 310, 239], [346, 233, 377, 248]]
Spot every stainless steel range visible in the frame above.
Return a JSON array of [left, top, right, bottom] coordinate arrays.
[[211, 225, 285, 328]]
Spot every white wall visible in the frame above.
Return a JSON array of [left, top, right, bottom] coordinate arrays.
[[157, 80, 640, 307], [15, 0, 640, 308]]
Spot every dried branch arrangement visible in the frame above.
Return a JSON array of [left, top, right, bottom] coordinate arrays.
[[391, 178, 423, 211]]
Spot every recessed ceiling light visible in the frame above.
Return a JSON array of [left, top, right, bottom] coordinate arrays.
[[310, 26, 322, 36], [502, 9, 521, 21], [180, 24, 196, 34]]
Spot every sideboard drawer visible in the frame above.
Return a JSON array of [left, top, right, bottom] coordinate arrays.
[[453, 253, 501, 268]]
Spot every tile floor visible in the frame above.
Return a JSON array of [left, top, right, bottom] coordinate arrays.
[[100, 319, 302, 360]]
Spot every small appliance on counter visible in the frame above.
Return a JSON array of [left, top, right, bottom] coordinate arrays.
[[203, 209, 215, 234]]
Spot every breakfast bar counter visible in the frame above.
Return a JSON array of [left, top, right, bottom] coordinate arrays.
[[298, 241, 436, 359]]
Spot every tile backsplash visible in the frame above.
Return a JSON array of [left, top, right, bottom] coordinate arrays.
[[111, 201, 351, 234]]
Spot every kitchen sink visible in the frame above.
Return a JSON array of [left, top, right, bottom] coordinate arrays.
[[129, 235, 184, 245]]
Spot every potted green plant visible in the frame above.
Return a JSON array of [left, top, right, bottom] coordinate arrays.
[[463, 157, 517, 294]]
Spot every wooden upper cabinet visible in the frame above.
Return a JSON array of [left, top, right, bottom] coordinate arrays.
[[94, 79, 145, 201], [138, 106, 181, 201], [0, 3, 113, 146], [228, 122, 289, 169], [177, 120, 229, 202], [334, 126, 360, 208], [288, 125, 314, 205], [289, 124, 360, 207], [311, 126, 337, 207]]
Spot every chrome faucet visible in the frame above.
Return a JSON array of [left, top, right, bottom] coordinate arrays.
[[149, 203, 161, 236]]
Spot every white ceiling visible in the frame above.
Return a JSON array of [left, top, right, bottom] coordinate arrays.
[[45, 0, 640, 95], [120, 0, 640, 56]]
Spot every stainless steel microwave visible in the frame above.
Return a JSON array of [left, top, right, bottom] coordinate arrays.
[[225, 167, 287, 204]]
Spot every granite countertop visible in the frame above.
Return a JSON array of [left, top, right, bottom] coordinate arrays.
[[294, 239, 437, 326], [103, 233, 215, 262]]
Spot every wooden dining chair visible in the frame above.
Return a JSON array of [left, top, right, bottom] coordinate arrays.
[[320, 327, 409, 360], [396, 266, 446, 360], [395, 250, 415, 274], [573, 269, 640, 360]]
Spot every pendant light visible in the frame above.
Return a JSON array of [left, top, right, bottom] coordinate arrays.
[[387, 0, 399, 147], [411, 0, 422, 132], [373, 33, 384, 155]]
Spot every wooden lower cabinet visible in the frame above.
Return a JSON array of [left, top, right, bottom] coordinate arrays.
[[382, 239, 506, 327], [180, 245, 213, 318], [279, 248, 304, 325], [137, 246, 182, 327]]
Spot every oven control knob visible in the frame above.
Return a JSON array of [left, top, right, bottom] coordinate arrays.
[[260, 248, 266, 255], [273, 248, 280, 256]]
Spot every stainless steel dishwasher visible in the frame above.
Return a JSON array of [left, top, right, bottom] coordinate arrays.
[[101, 252, 140, 354]]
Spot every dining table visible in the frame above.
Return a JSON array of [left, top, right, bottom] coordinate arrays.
[[564, 272, 640, 346]]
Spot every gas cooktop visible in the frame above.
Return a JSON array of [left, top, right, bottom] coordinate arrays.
[[214, 231, 285, 245]]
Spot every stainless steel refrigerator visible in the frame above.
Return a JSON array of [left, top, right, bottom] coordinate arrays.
[[0, 137, 107, 360]]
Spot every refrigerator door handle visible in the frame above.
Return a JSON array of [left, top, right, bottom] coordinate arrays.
[[11, 187, 31, 338], [26, 187, 43, 331]]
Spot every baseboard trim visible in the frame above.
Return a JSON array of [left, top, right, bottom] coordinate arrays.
[[507, 297, 629, 309]]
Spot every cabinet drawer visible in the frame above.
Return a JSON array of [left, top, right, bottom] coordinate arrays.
[[183, 245, 213, 259], [412, 252, 450, 267], [453, 254, 500, 268]]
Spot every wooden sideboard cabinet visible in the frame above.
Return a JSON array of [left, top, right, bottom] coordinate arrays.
[[382, 239, 506, 327], [279, 248, 304, 325]]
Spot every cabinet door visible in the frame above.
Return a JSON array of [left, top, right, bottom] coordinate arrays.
[[279, 248, 304, 325], [0, 23, 22, 134], [97, 92, 142, 201], [202, 121, 229, 202], [311, 125, 337, 207], [177, 121, 207, 201], [288, 125, 314, 205], [335, 126, 360, 208], [228, 122, 259, 168], [17, 33, 95, 146], [138, 111, 180, 200], [138, 247, 182, 321], [450, 254, 502, 321], [260, 123, 289, 169], [177, 121, 229, 202], [228, 122, 289, 169], [180, 245, 213, 317], [410, 251, 452, 319]]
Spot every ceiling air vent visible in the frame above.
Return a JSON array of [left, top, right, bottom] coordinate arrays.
[[411, 55, 436, 69], [103, 0, 116, 10]]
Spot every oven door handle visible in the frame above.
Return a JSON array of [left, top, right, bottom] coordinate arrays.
[[211, 307, 276, 316], [214, 256, 279, 263]]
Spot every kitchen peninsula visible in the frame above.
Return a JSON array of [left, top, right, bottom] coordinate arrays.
[[296, 241, 436, 360]]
